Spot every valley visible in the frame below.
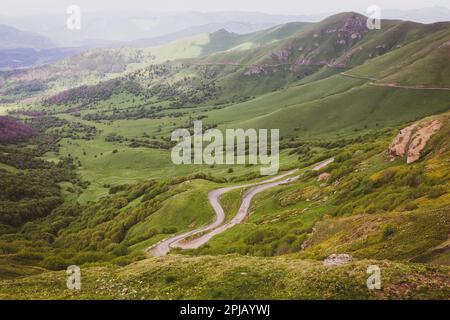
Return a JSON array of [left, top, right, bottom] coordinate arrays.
[[0, 11, 449, 300]]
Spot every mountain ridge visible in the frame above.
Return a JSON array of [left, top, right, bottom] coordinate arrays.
[[0, 24, 55, 50]]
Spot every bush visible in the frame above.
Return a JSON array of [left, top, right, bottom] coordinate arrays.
[[428, 186, 446, 199], [403, 170, 423, 188], [15, 251, 44, 262], [374, 169, 396, 187], [165, 275, 177, 283], [335, 152, 352, 163], [245, 231, 265, 245], [41, 256, 69, 271], [111, 244, 128, 257], [0, 243, 20, 254], [74, 251, 108, 265], [382, 224, 397, 240], [161, 227, 178, 234], [111, 256, 133, 267], [404, 203, 419, 211]]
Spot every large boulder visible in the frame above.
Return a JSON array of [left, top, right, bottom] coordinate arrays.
[[387, 119, 442, 164]]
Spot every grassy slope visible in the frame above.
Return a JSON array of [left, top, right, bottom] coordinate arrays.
[[350, 27, 450, 87], [0, 49, 157, 101], [151, 22, 311, 64], [198, 22, 450, 136], [204, 75, 367, 127], [161, 17, 450, 137], [234, 80, 450, 136], [2, 14, 448, 103], [45, 130, 299, 203], [200, 71, 449, 138], [0, 22, 311, 102], [300, 205, 450, 263], [198, 16, 450, 106], [125, 180, 217, 242], [0, 255, 448, 300], [333, 20, 450, 67], [182, 113, 450, 264]]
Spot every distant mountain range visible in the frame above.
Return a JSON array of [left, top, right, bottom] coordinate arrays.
[[0, 11, 318, 47], [1, 7, 448, 48], [0, 24, 86, 70], [0, 47, 85, 70], [3, 11, 449, 106], [0, 24, 54, 50], [128, 21, 282, 48], [0, 7, 449, 69], [383, 6, 450, 23]]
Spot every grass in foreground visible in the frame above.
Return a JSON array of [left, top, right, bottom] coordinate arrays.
[[0, 255, 448, 300]]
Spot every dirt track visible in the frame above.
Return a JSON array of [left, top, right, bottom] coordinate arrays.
[[340, 73, 450, 91]]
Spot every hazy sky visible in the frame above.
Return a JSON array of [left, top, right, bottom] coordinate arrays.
[[1, 0, 450, 16]]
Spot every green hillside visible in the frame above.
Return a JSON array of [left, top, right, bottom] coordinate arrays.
[[1, 256, 449, 300], [0, 12, 449, 300], [185, 112, 450, 260], [350, 26, 450, 87], [226, 77, 450, 136], [0, 22, 310, 103], [151, 22, 311, 62]]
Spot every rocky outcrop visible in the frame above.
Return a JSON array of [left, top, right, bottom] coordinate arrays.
[[407, 120, 442, 164], [388, 124, 417, 160], [323, 254, 353, 266], [244, 64, 267, 75], [388, 119, 442, 164], [247, 14, 371, 76], [439, 40, 450, 49], [272, 50, 290, 63]]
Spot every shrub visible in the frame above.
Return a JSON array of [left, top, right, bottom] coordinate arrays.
[[374, 169, 396, 187], [0, 116, 36, 143], [0, 224, 15, 236], [409, 185, 430, 199], [359, 179, 375, 195], [15, 251, 44, 262], [111, 244, 129, 257], [112, 256, 133, 266], [403, 170, 423, 188], [404, 203, 419, 211], [165, 275, 177, 283], [335, 152, 352, 163], [382, 224, 397, 240], [0, 243, 20, 254], [74, 251, 108, 265], [161, 227, 178, 234], [245, 231, 265, 245], [428, 186, 446, 199], [109, 184, 131, 195], [41, 256, 69, 271]]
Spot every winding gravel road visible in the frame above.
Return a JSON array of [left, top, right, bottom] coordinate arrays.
[[147, 158, 334, 257]]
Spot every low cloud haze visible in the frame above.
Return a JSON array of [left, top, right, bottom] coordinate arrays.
[[1, 0, 449, 16], [0, 1, 449, 47]]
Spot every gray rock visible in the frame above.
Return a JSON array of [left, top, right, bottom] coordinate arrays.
[[323, 254, 354, 266]]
